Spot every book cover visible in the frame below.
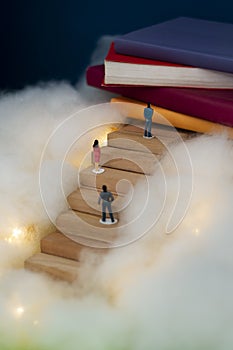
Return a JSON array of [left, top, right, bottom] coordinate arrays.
[[114, 17, 233, 74], [104, 43, 233, 88], [86, 64, 233, 127]]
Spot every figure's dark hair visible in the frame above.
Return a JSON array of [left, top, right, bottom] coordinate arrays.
[[93, 139, 99, 147], [102, 185, 107, 192], [147, 102, 151, 108]]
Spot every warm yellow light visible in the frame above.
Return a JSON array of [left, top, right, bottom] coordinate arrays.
[[4, 224, 38, 245], [15, 306, 25, 317], [99, 126, 119, 146], [4, 227, 24, 244], [12, 227, 23, 239], [192, 228, 200, 236]]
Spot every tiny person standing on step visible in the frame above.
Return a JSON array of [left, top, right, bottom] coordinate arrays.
[[92, 139, 104, 174], [143, 102, 154, 139], [98, 185, 117, 224]]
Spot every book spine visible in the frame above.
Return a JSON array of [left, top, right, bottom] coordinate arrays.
[[114, 40, 233, 74]]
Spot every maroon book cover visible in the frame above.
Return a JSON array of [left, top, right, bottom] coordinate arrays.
[[86, 64, 233, 127]]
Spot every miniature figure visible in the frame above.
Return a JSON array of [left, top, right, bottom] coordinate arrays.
[[92, 139, 104, 174], [143, 102, 154, 139], [98, 185, 117, 224]]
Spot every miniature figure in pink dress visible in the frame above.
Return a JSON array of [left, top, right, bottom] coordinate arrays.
[[92, 139, 104, 174]]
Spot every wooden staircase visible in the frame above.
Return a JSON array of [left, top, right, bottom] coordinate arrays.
[[24, 123, 195, 282]]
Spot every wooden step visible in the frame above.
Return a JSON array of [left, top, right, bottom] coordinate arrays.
[[67, 187, 127, 217], [107, 124, 194, 155], [41, 231, 106, 261], [79, 166, 146, 194], [108, 130, 172, 155], [98, 146, 158, 174], [118, 123, 193, 140], [56, 210, 120, 247], [24, 252, 79, 283]]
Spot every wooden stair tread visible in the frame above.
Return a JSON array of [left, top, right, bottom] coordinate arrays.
[[79, 166, 146, 194], [99, 146, 158, 174], [68, 187, 127, 217], [41, 231, 106, 261], [107, 123, 194, 156], [118, 123, 192, 140], [56, 210, 120, 247], [24, 252, 79, 283], [107, 130, 172, 155]]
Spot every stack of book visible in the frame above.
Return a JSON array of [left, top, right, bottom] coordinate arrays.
[[86, 17, 233, 135]]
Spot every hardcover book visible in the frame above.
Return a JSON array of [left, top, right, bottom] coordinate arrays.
[[86, 64, 233, 127], [104, 43, 233, 89], [114, 17, 233, 74]]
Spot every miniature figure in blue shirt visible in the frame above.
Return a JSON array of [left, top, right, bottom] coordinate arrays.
[[98, 185, 116, 223], [143, 102, 154, 138]]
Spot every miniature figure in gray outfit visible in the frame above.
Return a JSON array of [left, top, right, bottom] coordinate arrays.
[[144, 102, 154, 138], [98, 185, 115, 223]]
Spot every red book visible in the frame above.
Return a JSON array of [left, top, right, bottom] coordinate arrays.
[[86, 64, 233, 127], [104, 43, 233, 89]]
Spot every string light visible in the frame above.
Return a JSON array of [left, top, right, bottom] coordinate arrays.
[[14, 306, 25, 318], [4, 227, 25, 244], [192, 228, 200, 236], [3, 224, 38, 245], [12, 227, 23, 239]]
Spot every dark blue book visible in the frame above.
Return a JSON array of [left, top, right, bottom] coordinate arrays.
[[114, 17, 233, 74]]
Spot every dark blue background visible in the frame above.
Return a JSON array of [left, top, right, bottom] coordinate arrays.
[[1, 0, 233, 91]]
